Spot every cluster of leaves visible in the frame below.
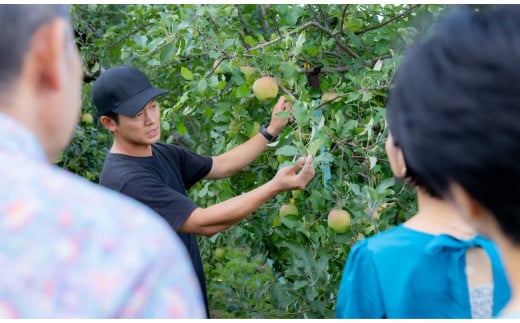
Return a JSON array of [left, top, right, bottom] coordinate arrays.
[[63, 4, 449, 318]]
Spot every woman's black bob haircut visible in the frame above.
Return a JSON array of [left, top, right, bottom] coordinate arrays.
[[386, 5, 520, 245]]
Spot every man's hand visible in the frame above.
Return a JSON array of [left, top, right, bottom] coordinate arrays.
[[271, 155, 315, 192], [267, 96, 293, 136]]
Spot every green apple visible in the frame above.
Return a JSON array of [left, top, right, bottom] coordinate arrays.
[[253, 76, 279, 101], [279, 204, 298, 217], [327, 209, 351, 233], [81, 112, 94, 125], [215, 247, 226, 259]]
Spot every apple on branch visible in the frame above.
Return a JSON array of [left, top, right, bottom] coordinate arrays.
[[252, 76, 279, 101], [328, 209, 351, 233], [279, 200, 299, 217]]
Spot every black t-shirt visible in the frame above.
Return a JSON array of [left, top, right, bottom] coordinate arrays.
[[99, 142, 213, 317]]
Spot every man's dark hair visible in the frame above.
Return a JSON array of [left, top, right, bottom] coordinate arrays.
[[0, 5, 69, 93], [386, 5, 520, 244]]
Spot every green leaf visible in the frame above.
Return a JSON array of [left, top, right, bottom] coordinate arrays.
[[309, 190, 324, 210], [368, 156, 377, 170], [196, 79, 207, 95], [293, 101, 310, 127], [275, 145, 299, 156], [222, 38, 235, 50], [161, 120, 170, 131], [160, 42, 177, 64], [293, 33, 305, 56], [236, 83, 250, 98], [292, 280, 308, 290], [176, 122, 188, 135], [180, 66, 194, 80], [376, 177, 395, 194], [244, 35, 256, 46], [281, 62, 296, 79], [307, 138, 325, 157]]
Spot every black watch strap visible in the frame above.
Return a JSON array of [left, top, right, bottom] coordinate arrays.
[[259, 124, 275, 142]]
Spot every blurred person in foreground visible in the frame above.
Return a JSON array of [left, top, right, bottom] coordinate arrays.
[[0, 4, 205, 318]]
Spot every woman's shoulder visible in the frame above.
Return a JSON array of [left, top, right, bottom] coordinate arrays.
[[346, 225, 435, 264]]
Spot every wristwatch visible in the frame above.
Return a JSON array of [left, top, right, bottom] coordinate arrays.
[[259, 124, 276, 142]]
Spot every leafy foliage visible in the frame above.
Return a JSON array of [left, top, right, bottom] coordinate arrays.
[[61, 4, 450, 318]]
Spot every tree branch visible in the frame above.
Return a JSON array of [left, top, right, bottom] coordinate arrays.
[[297, 54, 392, 74], [317, 5, 329, 29], [269, 5, 283, 38], [258, 5, 269, 34], [306, 4, 324, 27], [247, 21, 358, 59], [206, 14, 220, 34], [275, 78, 297, 101], [207, 55, 231, 76], [106, 21, 155, 52], [338, 4, 350, 35], [355, 4, 422, 35], [235, 5, 250, 36]]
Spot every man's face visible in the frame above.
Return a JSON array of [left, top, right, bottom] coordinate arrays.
[[38, 18, 84, 161], [62, 24, 83, 146], [114, 99, 162, 147]]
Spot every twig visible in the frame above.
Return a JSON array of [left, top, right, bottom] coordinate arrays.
[[235, 5, 250, 36], [306, 4, 322, 26], [206, 14, 220, 34], [269, 5, 283, 38], [275, 78, 297, 101], [258, 5, 269, 34], [247, 21, 358, 59], [338, 4, 350, 35], [355, 4, 422, 35], [106, 21, 155, 52], [317, 5, 329, 29], [315, 93, 351, 109]]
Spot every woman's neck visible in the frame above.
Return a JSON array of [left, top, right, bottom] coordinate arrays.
[[404, 190, 478, 240]]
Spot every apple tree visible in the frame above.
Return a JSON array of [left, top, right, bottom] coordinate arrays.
[[64, 4, 450, 318]]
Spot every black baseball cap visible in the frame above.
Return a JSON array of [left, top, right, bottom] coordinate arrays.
[[92, 65, 168, 118]]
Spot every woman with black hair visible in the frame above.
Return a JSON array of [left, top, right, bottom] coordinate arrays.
[[336, 131, 511, 318], [336, 4, 519, 318]]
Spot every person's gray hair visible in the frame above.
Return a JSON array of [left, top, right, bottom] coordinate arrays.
[[0, 4, 70, 93]]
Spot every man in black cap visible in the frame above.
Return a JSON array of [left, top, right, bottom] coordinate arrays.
[[93, 65, 315, 317]]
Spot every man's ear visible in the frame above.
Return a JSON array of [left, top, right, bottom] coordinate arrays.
[[29, 18, 68, 91], [100, 116, 117, 132]]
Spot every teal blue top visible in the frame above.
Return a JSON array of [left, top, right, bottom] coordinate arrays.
[[336, 225, 511, 318]]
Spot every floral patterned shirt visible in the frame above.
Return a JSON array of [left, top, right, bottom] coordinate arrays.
[[0, 113, 205, 318]]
